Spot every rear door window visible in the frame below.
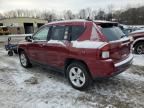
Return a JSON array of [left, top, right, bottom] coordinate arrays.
[[69, 26, 85, 40]]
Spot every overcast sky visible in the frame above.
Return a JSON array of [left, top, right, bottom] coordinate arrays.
[[0, 0, 144, 13]]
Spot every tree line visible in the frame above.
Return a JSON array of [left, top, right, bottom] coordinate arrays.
[[0, 5, 144, 25]]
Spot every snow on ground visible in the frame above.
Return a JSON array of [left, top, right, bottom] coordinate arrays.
[[0, 47, 144, 108], [133, 54, 144, 66]]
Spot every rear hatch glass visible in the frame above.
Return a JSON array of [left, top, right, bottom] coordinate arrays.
[[100, 23, 125, 41], [102, 27, 125, 41]]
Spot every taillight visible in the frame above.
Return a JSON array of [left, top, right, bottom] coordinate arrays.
[[101, 51, 110, 59], [100, 43, 110, 59]]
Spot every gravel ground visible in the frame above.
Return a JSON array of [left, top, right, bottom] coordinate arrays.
[[0, 47, 144, 108]]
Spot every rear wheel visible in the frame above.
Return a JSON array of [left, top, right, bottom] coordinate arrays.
[[19, 51, 31, 68], [134, 42, 144, 54], [66, 62, 92, 90], [14, 50, 18, 54]]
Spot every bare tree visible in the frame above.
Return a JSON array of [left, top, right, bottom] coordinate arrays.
[[86, 8, 92, 19], [63, 10, 74, 20], [107, 4, 114, 21], [92, 10, 97, 20], [79, 9, 87, 19], [113, 10, 121, 22], [41, 10, 57, 22], [1, 5, 144, 25], [0, 13, 4, 19], [96, 9, 106, 20]]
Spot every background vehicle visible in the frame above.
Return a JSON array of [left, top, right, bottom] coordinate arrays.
[[18, 20, 133, 90], [119, 24, 133, 36], [129, 29, 144, 54], [5, 37, 18, 56]]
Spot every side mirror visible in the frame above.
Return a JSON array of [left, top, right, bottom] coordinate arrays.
[[25, 36, 32, 42]]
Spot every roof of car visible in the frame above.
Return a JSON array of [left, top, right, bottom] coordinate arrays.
[[47, 19, 92, 25], [131, 29, 144, 34]]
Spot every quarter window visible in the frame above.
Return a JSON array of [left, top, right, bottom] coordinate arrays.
[[33, 27, 49, 40]]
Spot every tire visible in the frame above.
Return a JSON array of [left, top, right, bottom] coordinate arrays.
[[66, 62, 92, 90], [8, 50, 13, 56], [19, 51, 32, 68], [14, 50, 18, 54], [134, 42, 144, 54]]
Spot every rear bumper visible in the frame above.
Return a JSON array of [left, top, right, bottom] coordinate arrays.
[[111, 54, 133, 77], [114, 54, 133, 68], [89, 54, 133, 79]]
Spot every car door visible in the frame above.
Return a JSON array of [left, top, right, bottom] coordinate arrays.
[[44, 25, 70, 69], [27, 26, 49, 64]]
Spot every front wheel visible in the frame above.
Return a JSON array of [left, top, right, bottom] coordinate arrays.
[[66, 62, 92, 90], [134, 42, 144, 54], [19, 51, 31, 68]]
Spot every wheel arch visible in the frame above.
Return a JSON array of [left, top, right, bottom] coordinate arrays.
[[133, 38, 144, 48]]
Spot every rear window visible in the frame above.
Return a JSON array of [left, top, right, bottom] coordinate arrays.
[[70, 26, 85, 40], [101, 26, 125, 41]]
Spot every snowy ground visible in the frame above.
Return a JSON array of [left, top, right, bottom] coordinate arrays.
[[0, 45, 144, 108]]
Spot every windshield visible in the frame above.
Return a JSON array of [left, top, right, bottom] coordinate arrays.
[[101, 27, 125, 41]]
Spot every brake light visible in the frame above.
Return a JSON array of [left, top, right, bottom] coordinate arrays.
[[100, 44, 110, 59]]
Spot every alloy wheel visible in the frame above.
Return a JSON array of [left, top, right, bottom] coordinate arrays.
[[136, 44, 144, 54], [20, 53, 27, 66], [69, 67, 86, 87]]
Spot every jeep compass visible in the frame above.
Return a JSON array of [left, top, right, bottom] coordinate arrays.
[[18, 20, 133, 90]]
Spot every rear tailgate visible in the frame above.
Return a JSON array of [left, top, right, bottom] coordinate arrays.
[[109, 37, 131, 63], [95, 22, 131, 63]]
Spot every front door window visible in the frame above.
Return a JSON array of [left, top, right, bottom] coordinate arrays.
[[33, 27, 49, 41]]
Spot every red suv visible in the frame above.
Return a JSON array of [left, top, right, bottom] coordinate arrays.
[[18, 20, 133, 90]]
